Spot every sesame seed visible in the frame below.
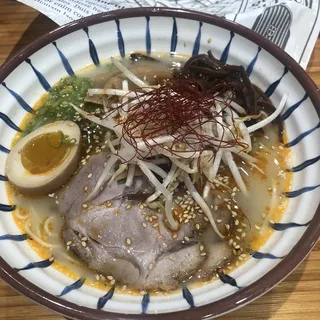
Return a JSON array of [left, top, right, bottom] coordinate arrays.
[[255, 224, 261, 230], [200, 252, 207, 256], [142, 223, 147, 228], [238, 256, 244, 261], [66, 246, 70, 251], [216, 219, 222, 223], [81, 241, 87, 247], [236, 236, 241, 240], [231, 211, 238, 216], [111, 279, 116, 285], [214, 205, 218, 211], [55, 200, 59, 205], [200, 245, 204, 251], [241, 222, 247, 227], [241, 233, 246, 238], [184, 236, 190, 241], [225, 224, 230, 230], [227, 204, 231, 210], [235, 220, 239, 225], [149, 263, 154, 270], [107, 275, 114, 281], [172, 233, 178, 239], [81, 236, 88, 241], [126, 204, 131, 210], [139, 204, 144, 209], [153, 223, 159, 228], [87, 173, 93, 179], [196, 223, 200, 230], [82, 203, 88, 209], [84, 186, 88, 192], [95, 274, 100, 281], [236, 228, 242, 232], [184, 219, 190, 224], [126, 238, 132, 245], [204, 217, 209, 222], [235, 261, 239, 266], [66, 241, 72, 246], [235, 245, 240, 249], [100, 275, 106, 281], [229, 239, 233, 245]]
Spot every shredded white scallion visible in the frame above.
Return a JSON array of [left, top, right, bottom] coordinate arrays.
[[77, 63, 289, 238], [88, 88, 143, 98], [85, 155, 118, 202], [111, 57, 152, 91], [223, 151, 248, 195], [247, 93, 288, 133], [125, 164, 136, 187], [70, 103, 122, 138], [107, 164, 128, 186], [146, 163, 178, 203], [183, 172, 225, 238]]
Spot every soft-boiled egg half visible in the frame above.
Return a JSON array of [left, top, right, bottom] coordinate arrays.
[[6, 121, 81, 195]]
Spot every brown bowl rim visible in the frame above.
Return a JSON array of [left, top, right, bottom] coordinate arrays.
[[0, 7, 320, 320]]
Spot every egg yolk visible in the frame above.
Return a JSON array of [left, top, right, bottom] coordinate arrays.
[[21, 132, 70, 174]]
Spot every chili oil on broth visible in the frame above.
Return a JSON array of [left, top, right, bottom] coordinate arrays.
[[6, 53, 292, 295]]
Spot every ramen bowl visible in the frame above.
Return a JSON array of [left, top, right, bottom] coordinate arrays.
[[0, 8, 319, 320]]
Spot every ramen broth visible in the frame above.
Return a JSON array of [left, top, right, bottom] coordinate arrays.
[[7, 53, 292, 294]]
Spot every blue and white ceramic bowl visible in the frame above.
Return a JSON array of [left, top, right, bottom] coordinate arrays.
[[0, 8, 319, 320]]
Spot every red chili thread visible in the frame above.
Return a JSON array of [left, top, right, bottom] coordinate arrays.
[[111, 78, 247, 161]]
